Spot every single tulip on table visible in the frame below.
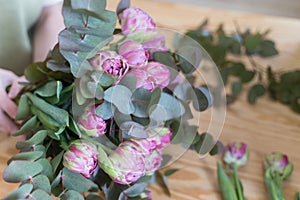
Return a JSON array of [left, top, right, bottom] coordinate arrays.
[[263, 152, 293, 200], [217, 142, 249, 200]]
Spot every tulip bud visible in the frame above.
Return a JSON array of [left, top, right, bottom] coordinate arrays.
[[147, 127, 172, 150], [78, 104, 107, 137], [99, 140, 146, 184], [144, 150, 162, 176], [63, 140, 99, 178], [90, 51, 129, 78], [128, 62, 170, 92], [263, 152, 293, 180], [118, 40, 149, 68], [223, 142, 249, 167], [119, 7, 156, 41], [142, 34, 167, 53]]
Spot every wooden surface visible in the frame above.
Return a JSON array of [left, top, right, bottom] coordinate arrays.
[[1, 0, 300, 199]]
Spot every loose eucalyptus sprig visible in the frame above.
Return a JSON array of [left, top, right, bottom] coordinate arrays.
[[185, 20, 300, 113]]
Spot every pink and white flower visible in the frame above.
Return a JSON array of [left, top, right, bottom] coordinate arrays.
[[128, 62, 170, 92], [119, 7, 156, 40], [118, 40, 149, 68], [63, 140, 99, 178], [90, 51, 129, 78], [78, 104, 107, 137]]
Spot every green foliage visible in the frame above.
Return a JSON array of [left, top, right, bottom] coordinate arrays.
[[59, 0, 117, 77], [217, 163, 238, 200], [185, 20, 300, 113]]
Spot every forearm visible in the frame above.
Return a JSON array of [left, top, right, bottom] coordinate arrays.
[[32, 2, 64, 62]]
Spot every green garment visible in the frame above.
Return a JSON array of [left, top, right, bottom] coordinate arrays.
[[0, 0, 43, 75]]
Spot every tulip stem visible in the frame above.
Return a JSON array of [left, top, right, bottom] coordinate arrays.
[[233, 163, 245, 200], [264, 168, 285, 200]]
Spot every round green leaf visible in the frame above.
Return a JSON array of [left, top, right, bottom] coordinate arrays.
[[16, 130, 48, 150], [63, 190, 84, 200], [149, 93, 185, 122], [3, 161, 43, 183], [29, 175, 51, 194], [8, 151, 44, 163], [31, 189, 52, 200], [104, 85, 134, 114], [95, 101, 115, 120], [193, 87, 213, 111], [131, 88, 151, 118], [241, 70, 255, 83], [248, 84, 266, 104], [231, 81, 243, 96], [2, 184, 33, 200], [36, 158, 53, 180], [62, 168, 98, 193]]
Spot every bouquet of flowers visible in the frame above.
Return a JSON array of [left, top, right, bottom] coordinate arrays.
[[3, 0, 225, 199]]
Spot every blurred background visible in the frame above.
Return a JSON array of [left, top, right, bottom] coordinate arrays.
[[153, 0, 300, 18]]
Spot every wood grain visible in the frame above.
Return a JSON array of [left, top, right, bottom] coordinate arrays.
[[1, 0, 300, 199]]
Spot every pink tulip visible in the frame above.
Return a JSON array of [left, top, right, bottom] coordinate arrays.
[[263, 152, 293, 179], [100, 140, 146, 184], [78, 104, 107, 137], [119, 7, 156, 40], [63, 140, 99, 178], [223, 142, 249, 167], [144, 150, 162, 175], [118, 40, 149, 68], [90, 51, 129, 78], [128, 62, 170, 92], [142, 34, 167, 53]]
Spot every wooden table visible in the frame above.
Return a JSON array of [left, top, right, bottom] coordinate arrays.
[[1, 0, 300, 199]]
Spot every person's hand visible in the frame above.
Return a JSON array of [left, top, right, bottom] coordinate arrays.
[[0, 68, 26, 133]]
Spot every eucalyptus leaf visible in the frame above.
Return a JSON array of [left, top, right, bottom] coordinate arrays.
[[96, 101, 115, 120], [62, 168, 98, 193], [131, 88, 151, 118], [119, 182, 148, 199], [231, 81, 243, 96], [177, 46, 202, 74], [248, 84, 266, 104], [27, 93, 69, 126], [51, 151, 65, 174], [2, 184, 33, 200], [36, 158, 53, 180], [30, 175, 51, 194], [12, 116, 38, 136], [149, 93, 184, 122], [164, 169, 179, 177], [104, 85, 134, 114], [173, 82, 195, 101], [8, 151, 44, 164], [31, 189, 53, 200], [3, 161, 43, 183], [16, 130, 48, 150], [15, 94, 31, 120], [120, 121, 148, 139], [193, 86, 213, 111], [156, 171, 171, 197], [63, 190, 85, 200], [35, 81, 63, 98], [118, 74, 137, 91], [117, 0, 130, 15], [86, 193, 104, 200]]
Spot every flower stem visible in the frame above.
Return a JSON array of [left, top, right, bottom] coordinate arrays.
[[264, 168, 285, 200], [232, 163, 245, 200]]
